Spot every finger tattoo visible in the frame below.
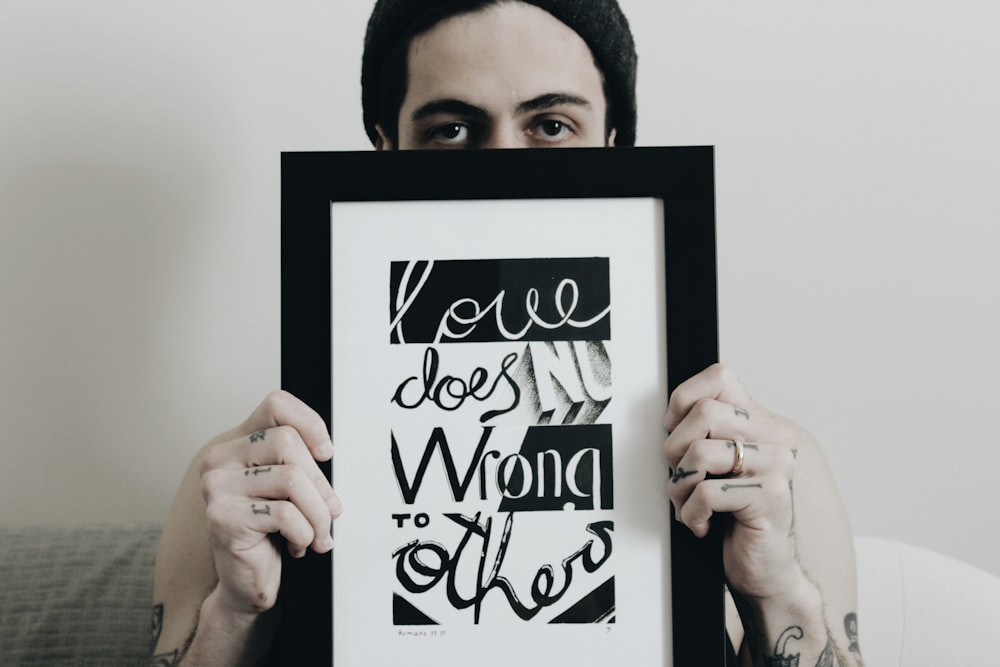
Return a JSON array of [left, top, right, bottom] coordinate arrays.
[[251, 503, 272, 515], [726, 440, 758, 450], [788, 479, 797, 537], [721, 482, 763, 492], [244, 466, 273, 477], [734, 406, 750, 420], [249, 430, 266, 443], [670, 467, 699, 483]]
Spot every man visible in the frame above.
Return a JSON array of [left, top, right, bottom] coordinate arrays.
[[152, 2, 862, 665]]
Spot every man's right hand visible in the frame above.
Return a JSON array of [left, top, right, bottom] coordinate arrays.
[[199, 390, 342, 613], [152, 391, 342, 666]]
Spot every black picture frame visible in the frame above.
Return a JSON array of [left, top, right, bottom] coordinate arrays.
[[278, 146, 723, 666]]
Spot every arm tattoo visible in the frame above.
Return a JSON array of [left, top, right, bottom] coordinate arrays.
[[670, 467, 699, 483], [844, 613, 865, 666], [250, 430, 266, 443], [251, 503, 272, 515], [761, 625, 847, 667], [151, 602, 163, 647], [150, 651, 180, 667], [763, 625, 803, 666], [815, 638, 843, 667], [149, 603, 180, 666]]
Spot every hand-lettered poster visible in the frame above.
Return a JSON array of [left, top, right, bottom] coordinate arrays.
[[330, 198, 672, 666]]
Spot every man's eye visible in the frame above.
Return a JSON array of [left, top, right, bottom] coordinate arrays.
[[429, 123, 469, 143], [535, 119, 571, 140]]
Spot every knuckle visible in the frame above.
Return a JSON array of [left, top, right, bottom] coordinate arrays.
[[270, 501, 296, 525], [204, 499, 230, 537], [199, 469, 226, 502], [285, 527, 314, 554], [198, 442, 226, 477], [667, 479, 693, 508], [683, 483, 710, 518], [767, 418, 799, 446], [688, 480, 711, 505], [264, 389, 290, 411], [662, 438, 681, 467], [284, 466, 307, 493], [690, 396, 716, 421], [763, 476, 790, 504], [758, 443, 795, 476], [270, 425, 303, 460], [667, 387, 692, 417], [667, 445, 693, 472], [688, 439, 712, 465], [681, 489, 710, 526], [709, 362, 732, 383], [667, 383, 694, 411]]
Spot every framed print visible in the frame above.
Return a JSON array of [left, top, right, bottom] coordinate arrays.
[[279, 147, 723, 666]]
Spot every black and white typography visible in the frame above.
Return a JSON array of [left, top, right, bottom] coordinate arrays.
[[388, 257, 617, 626]]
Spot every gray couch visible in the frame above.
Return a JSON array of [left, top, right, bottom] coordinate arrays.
[[0, 523, 161, 666], [3, 524, 1000, 666]]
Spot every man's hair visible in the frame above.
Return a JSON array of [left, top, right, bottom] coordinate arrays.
[[361, 0, 638, 147]]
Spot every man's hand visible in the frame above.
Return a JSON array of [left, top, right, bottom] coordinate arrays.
[[199, 390, 342, 614], [152, 390, 342, 666], [663, 364, 861, 665], [663, 363, 800, 599]]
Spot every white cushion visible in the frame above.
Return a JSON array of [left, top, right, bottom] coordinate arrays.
[[856, 535, 1000, 666]]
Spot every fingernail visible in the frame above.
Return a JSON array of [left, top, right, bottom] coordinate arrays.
[[318, 440, 334, 460]]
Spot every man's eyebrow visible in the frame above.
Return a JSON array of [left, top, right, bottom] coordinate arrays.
[[410, 99, 489, 122], [516, 92, 592, 115]]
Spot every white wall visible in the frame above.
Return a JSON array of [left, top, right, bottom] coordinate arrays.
[[2, 0, 998, 578]]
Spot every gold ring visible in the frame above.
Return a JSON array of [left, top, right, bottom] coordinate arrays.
[[730, 440, 745, 476]]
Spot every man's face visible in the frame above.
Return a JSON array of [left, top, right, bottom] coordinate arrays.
[[377, 2, 614, 150]]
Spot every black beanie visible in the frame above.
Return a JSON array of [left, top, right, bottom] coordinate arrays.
[[361, 0, 638, 146]]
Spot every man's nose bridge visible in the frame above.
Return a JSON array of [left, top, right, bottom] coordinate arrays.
[[481, 120, 522, 149]]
